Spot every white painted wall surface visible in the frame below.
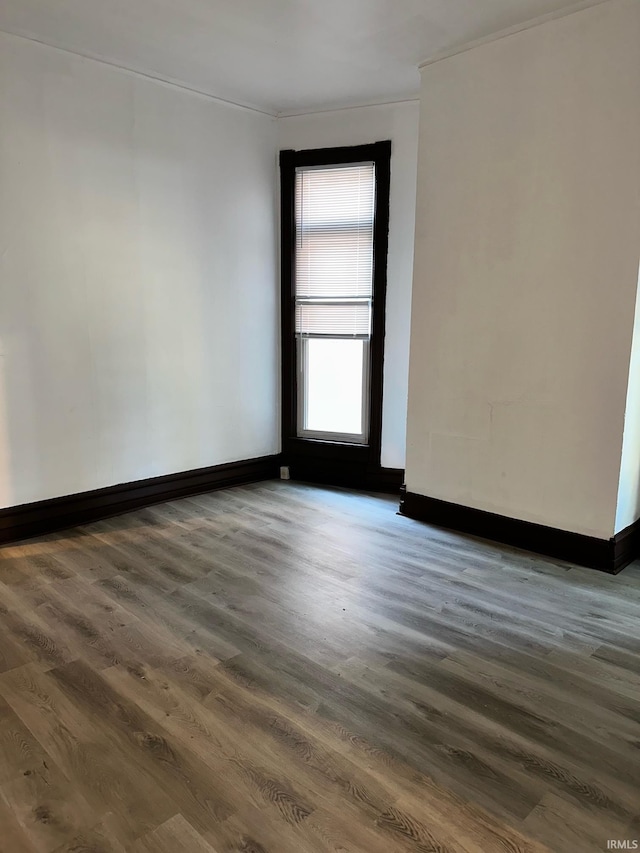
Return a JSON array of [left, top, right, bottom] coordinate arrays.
[[406, 0, 640, 539], [278, 102, 420, 469], [0, 32, 278, 508]]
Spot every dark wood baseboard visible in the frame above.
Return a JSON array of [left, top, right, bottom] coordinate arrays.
[[399, 489, 639, 574], [612, 519, 640, 573], [288, 459, 404, 495], [0, 454, 281, 546], [368, 467, 405, 494]]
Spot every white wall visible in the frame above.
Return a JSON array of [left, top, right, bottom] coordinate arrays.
[[278, 101, 420, 469], [0, 32, 279, 508], [406, 0, 640, 539]]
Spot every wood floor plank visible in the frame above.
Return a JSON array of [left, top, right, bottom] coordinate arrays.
[[1, 481, 639, 851], [0, 791, 39, 853], [47, 659, 237, 834], [0, 689, 96, 851], [51, 823, 128, 853], [522, 791, 628, 853], [133, 814, 220, 853], [0, 663, 177, 845]]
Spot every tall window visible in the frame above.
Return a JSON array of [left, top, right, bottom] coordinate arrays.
[[295, 163, 375, 442], [280, 142, 391, 483]]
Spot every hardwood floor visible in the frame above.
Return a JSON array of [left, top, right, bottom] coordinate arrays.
[[0, 480, 639, 852]]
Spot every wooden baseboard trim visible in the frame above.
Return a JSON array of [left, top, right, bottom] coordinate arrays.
[[288, 460, 404, 494], [367, 467, 405, 493], [612, 519, 640, 573], [0, 454, 281, 546], [399, 489, 638, 574]]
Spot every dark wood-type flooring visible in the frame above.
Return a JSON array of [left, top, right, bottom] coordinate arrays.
[[0, 480, 639, 852]]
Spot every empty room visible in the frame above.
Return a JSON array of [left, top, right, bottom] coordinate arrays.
[[0, 0, 639, 851]]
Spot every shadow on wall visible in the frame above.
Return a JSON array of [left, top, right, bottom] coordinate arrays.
[[0, 345, 12, 506]]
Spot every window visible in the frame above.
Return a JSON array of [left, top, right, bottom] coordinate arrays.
[[295, 162, 375, 443], [280, 143, 391, 484]]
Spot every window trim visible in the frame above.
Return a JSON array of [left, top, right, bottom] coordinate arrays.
[[280, 142, 391, 471]]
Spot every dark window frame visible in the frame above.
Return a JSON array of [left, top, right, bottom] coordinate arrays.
[[279, 141, 391, 485]]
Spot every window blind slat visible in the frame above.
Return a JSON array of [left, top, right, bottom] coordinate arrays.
[[295, 164, 375, 333], [296, 228, 373, 298], [295, 301, 371, 337]]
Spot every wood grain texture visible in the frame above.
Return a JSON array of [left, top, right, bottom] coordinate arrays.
[[0, 480, 639, 852]]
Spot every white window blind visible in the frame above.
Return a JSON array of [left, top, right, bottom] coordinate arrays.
[[295, 163, 375, 339]]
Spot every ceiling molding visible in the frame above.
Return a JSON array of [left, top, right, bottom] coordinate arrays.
[[0, 27, 278, 117], [1, 1, 611, 117], [277, 96, 420, 120], [419, 0, 614, 69]]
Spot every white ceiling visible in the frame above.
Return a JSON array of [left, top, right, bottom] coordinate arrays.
[[0, 0, 601, 114]]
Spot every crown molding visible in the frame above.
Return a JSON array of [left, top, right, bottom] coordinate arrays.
[[419, 0, 614, 70], [277, 95, 420, 119], [2, 1, 615, 123], [1, 27, 419, 119], [0, 27, 278, 117]]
